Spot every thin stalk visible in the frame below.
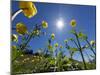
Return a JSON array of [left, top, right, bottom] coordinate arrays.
[[74, 31, 87, 69], [86, 39, 96, 56], [20, 32, 34, 50], [70, 51, 73, 59], [54, 48, 57, 72], [73, 40, 79, 48], [12, 9, 23, 63], [12, 31, 34, 62]]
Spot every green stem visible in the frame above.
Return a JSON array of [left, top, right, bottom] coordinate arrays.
[[73, 40, 79, 48], [21, 33, 34, 50], [86, 39, 96, 56], [12, 31, 34, 63], [74, 31, 87, 69], [70, 51, 73, 59]]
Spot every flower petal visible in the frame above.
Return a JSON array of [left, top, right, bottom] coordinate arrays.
[[19, 1, 37, 18], [16, 22, 28, 35]]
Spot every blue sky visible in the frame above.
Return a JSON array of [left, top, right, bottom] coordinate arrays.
[[12, 1, 96, 62]]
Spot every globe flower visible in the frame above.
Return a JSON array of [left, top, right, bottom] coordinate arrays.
[[54, 43, 59, 47], [22, 60, 25, 63], [85, 44, 89, 48], [51, 33, 55, 40], [48, 45, 52, 50], [19, 1, 37, 18], [90, 40, 95, 46], [33, 56, 37, 58], [12, 34, 18, 42], [26, 58, 30, 61], [60, 45, 63, 49], [31, 59, 34, 62], [70, 19, 76, 27], [64, 39, 68, 43], [42, 21, 48, 29], [12, 45, 17, 50], [20, 54, 24, 57], [16, 22, 28, 35], [78, 32, 87, 40], [40, 57, 42, 59], [33, 29, 40, 36], [78, 32, 84, 38], [69, 38, 74, 41]]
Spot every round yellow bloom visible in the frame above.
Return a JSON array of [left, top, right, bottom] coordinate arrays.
[[60, 45, 63, 48], [54, 43, 59, 47], [78, 32, 84, 38], [22, 60, 25, 63], [70, 19, 76, 27], [90, 40, 95, 46], [40, 57, 42, 59], [64, 39, 68, 43], [26, 58, 30, 61], [51, 33, 55, 40], [48, 45, 52, 50], [19, 1, 37, 18], [33, 29, 40, 36], [85, 44, 89, 48], [12, 34, 18, 42], [12, 45, 17, 50], [31, 59, 34, 62], [16, 22, 28, 35], [42, 21, 48, 29], [21, 54, 24, 57]]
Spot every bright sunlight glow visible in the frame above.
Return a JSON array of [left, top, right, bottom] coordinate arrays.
[[56, 19, 64, 30]]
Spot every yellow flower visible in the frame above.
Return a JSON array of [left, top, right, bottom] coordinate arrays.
[[20, 54, 24, 57], [42, 21, 48, 29], [26, 58, 30, 60], [22, 60, 25, 63], [60, 45, 63, 48], [40, 57, 42, 59], [85, 44, 89, 48], [31, 59, 34, 62], [12, 34, 18, 42], [70, 19, 76, 27], [34, 55, 36, 58], [90, 40, 95, 46], [54, 43, 59, 47], [51, 33, 55, 40], [16, 22, 28, 35], [33, 29, 40, 36], [64, 39, 68, 43], [19, 1, 37, 18], [12, 45, 17, 50], [77, 32, 84, 38], [77, 32, 87, 40], [48, 45, 52, 50]]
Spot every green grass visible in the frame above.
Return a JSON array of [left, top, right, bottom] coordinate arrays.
[[11, 53, 96, 74]]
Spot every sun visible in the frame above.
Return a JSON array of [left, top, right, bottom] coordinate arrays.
[[56, 19, 64, 30]]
